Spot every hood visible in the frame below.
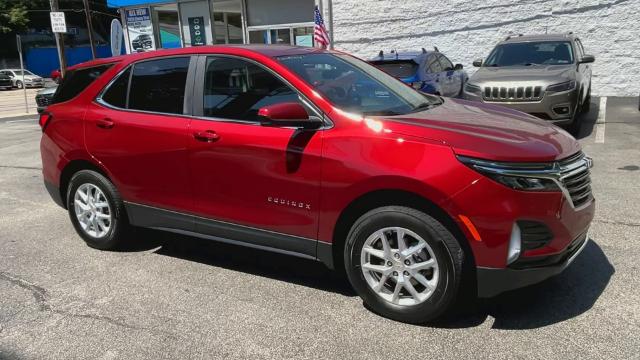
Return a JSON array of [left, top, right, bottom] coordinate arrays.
[[23, 75, 42, 81], [469, 65, 574, 86], [380, 98, 581, 162], [37, 85, 58, 95]]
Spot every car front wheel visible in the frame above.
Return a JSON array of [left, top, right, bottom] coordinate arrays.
[[344, 206, 464, 324], [15, 80, 23, 89], [67, 170, 131, 250]]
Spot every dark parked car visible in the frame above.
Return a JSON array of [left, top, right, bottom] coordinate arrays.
[[0, 73, 12, 90], [40, 46, 594, 324], [370, 48, 468, 98], [131, 34, 153, 51]]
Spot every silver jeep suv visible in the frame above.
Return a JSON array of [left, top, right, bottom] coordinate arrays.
[[463, 33, 594, 128]]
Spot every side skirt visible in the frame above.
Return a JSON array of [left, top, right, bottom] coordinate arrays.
[[124, 202, 333, 266]]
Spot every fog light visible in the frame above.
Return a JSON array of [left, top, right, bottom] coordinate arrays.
[[553, 106, 570, 115], [507, 223, 522, 265]]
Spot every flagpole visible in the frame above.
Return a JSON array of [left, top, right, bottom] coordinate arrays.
[[327, 0, 334, 49]]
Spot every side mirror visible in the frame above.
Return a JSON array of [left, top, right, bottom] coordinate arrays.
[[472, 58, 483, 67], [454, 63, 464, 70], [258, 102, 322, 129], [579, 55, 595, 64]]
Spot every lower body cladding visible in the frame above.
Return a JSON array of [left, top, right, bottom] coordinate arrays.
[[464, 88, 579, 125]]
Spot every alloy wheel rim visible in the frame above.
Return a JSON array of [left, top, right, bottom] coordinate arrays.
[[73, 183, 112, 238], [360, 227, 439, 306]]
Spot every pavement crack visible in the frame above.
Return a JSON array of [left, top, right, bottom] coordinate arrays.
[[0, 165, 42, 170], [0, 272, 50, 311], [593, 219, 640, 228]]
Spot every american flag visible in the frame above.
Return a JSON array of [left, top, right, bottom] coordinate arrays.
[[314, 6, 330, 49]]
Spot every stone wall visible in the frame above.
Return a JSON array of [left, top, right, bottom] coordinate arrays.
[[331, 0, 640, 96]]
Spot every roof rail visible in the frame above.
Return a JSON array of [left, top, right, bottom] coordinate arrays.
[[505, 33, 523, 41], [434, 46, 439, 52], [421, 47, 427, 54], [378, 50, 384, 58]]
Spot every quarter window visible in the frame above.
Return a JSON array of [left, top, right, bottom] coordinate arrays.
[[203, 57, 301, 121], [426, 56, 443, 73], [438, 54, 454, 71], [101, 67, 130, 108], [128, 57, 190, 115]]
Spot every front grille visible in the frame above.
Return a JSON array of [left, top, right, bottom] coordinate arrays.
[[36, 94, 53, 108], [558, 152, 593, 209], [518, 221, 553, 250], [483, 85, 544, 102]]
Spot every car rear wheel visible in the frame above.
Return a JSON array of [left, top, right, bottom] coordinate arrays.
[[67, 170, 131, 250], [15, 80, 23, 89], [344, 206, 463, 324]]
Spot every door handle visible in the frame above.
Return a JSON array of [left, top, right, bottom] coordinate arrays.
[[193, 130, 220, 143], [96, 118, 114, 129]]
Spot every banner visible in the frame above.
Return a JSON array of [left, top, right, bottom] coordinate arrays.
[[125, 7, 155, 52], [188, 17, 206, 46]]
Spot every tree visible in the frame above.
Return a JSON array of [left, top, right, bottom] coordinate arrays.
[[0, 1, 29, 33]]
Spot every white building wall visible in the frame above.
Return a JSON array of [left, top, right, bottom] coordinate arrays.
[[332, 0, 640, 96]]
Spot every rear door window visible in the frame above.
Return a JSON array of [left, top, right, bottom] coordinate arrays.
[[437, 54, 454, 71], [128, 57, 190, 115], [426, 55, 443, 73], [52, 64, 113, 104], [370, 60, 418, 78]]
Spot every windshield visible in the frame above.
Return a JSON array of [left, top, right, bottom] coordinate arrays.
[[370, 60, 419, 78], [12, 70, 35, 76], [277, 53, 439, 116], [484, 41, 574, 67]]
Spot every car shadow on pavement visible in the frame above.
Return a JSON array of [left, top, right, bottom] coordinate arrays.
[[435, 239, 614, 330], [128, 228, 357, 297]]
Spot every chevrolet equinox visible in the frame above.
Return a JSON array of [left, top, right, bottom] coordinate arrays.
[[40, 45, 595, 324]]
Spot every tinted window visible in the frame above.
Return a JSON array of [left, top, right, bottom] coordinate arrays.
[[203, 57, 300, 121], [370, 60, 418, 78], [129, 57, 190, 114], [278, 53, 440, 116], [426, 55, 442, 73], [484, 41, 574, 67], [438, 54, 454, 71], [53, 64, 113, 104], [101, 67, 130, 108]]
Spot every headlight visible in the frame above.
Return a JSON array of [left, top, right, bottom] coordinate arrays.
[[457, 155, 560, 191], [546, 80, 576, 92], [464, 83, 482, 95]]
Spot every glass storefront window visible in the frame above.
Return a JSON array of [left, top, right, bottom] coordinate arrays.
[[293, 27, 313, 47], [249, 30, 269, 44], [154, 5, 181, 49], [270, 29, 291, 44], [227, 13, 243, 44], [212, 0, 244, 44]]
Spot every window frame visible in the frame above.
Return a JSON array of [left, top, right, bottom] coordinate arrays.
[[191, 54, 328, 127], [95, 55, 196, 117]]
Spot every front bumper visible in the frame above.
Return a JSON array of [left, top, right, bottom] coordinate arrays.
[[477, 231, 589, 297], [464, 88, 578, 125]]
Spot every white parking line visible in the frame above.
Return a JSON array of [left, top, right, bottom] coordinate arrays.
[[595, 97, 607, 143], [5, 118, 37, 124]]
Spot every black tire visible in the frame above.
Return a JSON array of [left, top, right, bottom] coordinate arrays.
[[67, 170, 131, 250], [15, 81, 23, 89], [343, 206, 464, 324], [581, 87, 591, 113]]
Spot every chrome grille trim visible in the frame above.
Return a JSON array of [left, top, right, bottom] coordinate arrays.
[[483, 85, 544, 102]]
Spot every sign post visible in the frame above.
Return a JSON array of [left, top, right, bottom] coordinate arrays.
[[49, 1, 67, 78], [16, 35, 29, 114]]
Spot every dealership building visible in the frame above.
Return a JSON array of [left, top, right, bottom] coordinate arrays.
[[108, 0, 639, 96]]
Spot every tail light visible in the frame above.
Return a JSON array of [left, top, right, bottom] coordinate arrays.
[[39, 112, 52, 131]]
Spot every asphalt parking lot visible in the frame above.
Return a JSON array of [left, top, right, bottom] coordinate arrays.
[[0, 97, 638, 359]]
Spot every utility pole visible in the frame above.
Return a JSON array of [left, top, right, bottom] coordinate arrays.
[[50, 0, 67, 77], [83, 0, 97, 59]]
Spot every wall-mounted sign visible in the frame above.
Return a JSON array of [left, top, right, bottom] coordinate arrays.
[[50, 12, 67, 33], [125, 7, 155, 52], [110, 19, 123, 56], [188, 17, 206, 46]]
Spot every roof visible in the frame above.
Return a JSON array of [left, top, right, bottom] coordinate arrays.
[[370, 51, 433, 62], [501, 33, 577, 43], [66, 45, 330, 71]]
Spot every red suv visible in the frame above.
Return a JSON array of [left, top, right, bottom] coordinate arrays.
[[40, 46, 594, 324]]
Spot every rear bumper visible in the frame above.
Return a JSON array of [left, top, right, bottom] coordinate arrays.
[[477, 232, 589, 298]]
